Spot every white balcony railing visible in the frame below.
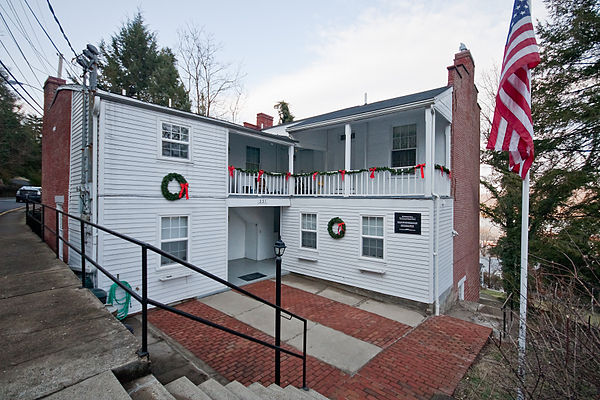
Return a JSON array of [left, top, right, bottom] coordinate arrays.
[[228, 169, 289, 196], [227, 166, 451, 197]]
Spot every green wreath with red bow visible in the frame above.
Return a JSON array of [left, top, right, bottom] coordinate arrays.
[[161, 173, 189, 201], [327, 217, 346, 239]]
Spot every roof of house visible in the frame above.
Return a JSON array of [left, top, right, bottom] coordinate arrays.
[[55, 86, 297, 145], [288, 86, 450, 132]]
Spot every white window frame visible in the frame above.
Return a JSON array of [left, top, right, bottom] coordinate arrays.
[[360, 214, 386, 262], [299, 212, 318, 251], [158, 120, 192, 162], [391, 124, 417, 168], [157, 214, 190, 270]]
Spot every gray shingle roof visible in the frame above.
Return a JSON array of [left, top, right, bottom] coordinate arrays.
[[290, 86, 450, 131]]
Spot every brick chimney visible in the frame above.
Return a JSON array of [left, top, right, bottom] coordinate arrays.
[[243, 113, 274, 130], [447, 48, 480, 303], [41, 76, 71, 260]]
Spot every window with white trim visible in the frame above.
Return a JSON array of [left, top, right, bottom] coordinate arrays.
[[301, 213, 317, 249], [161, 122, 190, 159], [160, 216, 188, 266], [362, 216, 384, 259], [391, 124, 416, 167]]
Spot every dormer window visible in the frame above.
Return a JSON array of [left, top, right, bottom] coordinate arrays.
[[391, 124, 416, 167]]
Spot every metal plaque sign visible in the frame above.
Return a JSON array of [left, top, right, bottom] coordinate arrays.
[[394, 212, 421, 235]]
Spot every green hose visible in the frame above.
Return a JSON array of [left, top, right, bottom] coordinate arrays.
[[107, 281, 131, 320]]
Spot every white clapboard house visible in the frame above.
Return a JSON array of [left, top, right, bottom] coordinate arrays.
[[42, 49, 480, 314]]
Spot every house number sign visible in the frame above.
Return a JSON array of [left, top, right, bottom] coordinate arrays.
[[394, 212, 421, 235]]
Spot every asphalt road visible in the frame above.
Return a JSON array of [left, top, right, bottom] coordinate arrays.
[[0, 197, 21, 213]]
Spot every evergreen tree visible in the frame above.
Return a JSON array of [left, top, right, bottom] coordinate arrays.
[[274, 100, 294, 124], [482, 0, 599, 295], [99, 12, 190, 111], [0, 68, 42, 185]]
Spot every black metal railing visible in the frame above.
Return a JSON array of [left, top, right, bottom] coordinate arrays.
[[500, 292, 514, 345], [24, 201, 308, 389]]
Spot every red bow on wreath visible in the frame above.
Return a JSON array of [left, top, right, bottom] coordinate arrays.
[[286, 172, 291, 181], [369, 167, 377, 178], [339, 169, 346, 180], [228, 165, 235, 177], [415, 163, 426, 179], [312, 172, 319, 180], [337, 221, 345, 234], [179, 182, 189, 200]]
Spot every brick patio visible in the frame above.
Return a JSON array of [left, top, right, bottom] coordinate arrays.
[[149, 280, 491, 399]]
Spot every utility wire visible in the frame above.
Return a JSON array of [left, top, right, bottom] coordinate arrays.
[[1, 0, 53, 75], [23, 0, 80, 82], [45, 0, 77, 59], [0, 60, 43, 113], [0, 11, 43, 86]]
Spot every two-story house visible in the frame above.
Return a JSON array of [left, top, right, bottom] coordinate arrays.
[[41, 48, 480, 316]]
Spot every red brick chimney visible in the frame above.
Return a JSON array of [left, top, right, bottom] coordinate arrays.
[[447, 49, 480, 302], [41, 76, 71, 260], [243, 113, 274, 130]]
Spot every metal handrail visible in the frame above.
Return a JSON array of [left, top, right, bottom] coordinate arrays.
[[24, 201, 308, 389]]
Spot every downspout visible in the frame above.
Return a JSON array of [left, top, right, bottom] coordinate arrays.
[[433, 192, 441, 315]]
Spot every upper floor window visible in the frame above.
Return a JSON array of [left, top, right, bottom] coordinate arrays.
[[246, 146, 260, 170], [162, 122, 190, 160], [160, 216, 188, 267], [301, 213, 317, 249], [391, 124, 416, 167]]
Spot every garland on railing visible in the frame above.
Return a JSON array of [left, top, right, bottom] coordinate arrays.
[[228, 164, 451, 179]]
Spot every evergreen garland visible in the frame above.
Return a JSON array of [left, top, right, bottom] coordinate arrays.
[[228, 164, 451, 178], [161, 173, 187, 201]]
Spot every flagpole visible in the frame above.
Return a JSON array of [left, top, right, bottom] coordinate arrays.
[[517, 171, 530, 400]]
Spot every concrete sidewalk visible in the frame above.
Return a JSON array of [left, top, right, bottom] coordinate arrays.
[[0, 210, 143, 399]]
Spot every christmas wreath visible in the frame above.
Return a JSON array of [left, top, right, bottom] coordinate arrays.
[[161, 173, 188, 201], [327, 217, 346, 239]]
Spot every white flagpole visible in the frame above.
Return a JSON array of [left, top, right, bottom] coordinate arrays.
[[517, 171, 530, 400]]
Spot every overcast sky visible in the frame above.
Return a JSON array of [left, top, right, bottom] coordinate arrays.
[[1, 0, 548, 125]]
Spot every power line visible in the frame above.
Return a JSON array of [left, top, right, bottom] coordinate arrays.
[[0, 11, 43, 86], [1, 0, 53, 75], [45, 0, 77, 59], [0, 60, 43, 114], [23, 0, 80, 82], [0, 38, 39, 89]]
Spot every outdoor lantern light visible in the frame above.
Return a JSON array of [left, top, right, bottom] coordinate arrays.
[[274, 239, 286, 257]]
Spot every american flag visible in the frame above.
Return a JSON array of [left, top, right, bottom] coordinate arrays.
[[487, 0, 540, 179]]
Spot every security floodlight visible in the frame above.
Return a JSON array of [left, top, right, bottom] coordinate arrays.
[[86, 44, 99, 56]]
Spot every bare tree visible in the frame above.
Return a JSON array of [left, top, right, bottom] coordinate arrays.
[[177, 25, 244, 120]]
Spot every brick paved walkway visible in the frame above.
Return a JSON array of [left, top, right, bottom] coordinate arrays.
[[149, 281, 491, 399]]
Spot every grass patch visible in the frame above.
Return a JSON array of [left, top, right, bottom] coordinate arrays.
[[480, 289, 506, 302]]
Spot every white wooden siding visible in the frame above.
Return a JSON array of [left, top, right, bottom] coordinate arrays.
[[102, 101, 228, 198], [437, 198, 454, 295], [95, 99, 229, 312], [97, 198, 227, 313], [281, 198, 437, 304], [68, 91, 83, 270]]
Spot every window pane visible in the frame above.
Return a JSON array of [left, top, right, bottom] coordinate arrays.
[[302, 231, 317, 248], [362, 237, 383, 258], [302, 213, 316, 230], [246, 146, 260, 170], [391, 149, 416, 167]]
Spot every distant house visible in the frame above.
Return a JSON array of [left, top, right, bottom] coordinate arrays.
[[41, 48, 480, 314]]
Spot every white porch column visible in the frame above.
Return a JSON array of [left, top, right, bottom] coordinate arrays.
[[425, 107, 435, 195], [445, 124, 451, 169], [344, 123, 351, 196], [288, 145, 294, 195]]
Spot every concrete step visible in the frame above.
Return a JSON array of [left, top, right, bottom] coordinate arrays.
[[283, 384, 315, 400], [44, 371, 131, 400], [267, 383, 309, 400], [225, 381, 262, 400], [164, 376, 211, 400], [248, 382, 281, 400], [198, 378, 239, 400], [303, 387, 330, 400], [123, 374, 176, 400]]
